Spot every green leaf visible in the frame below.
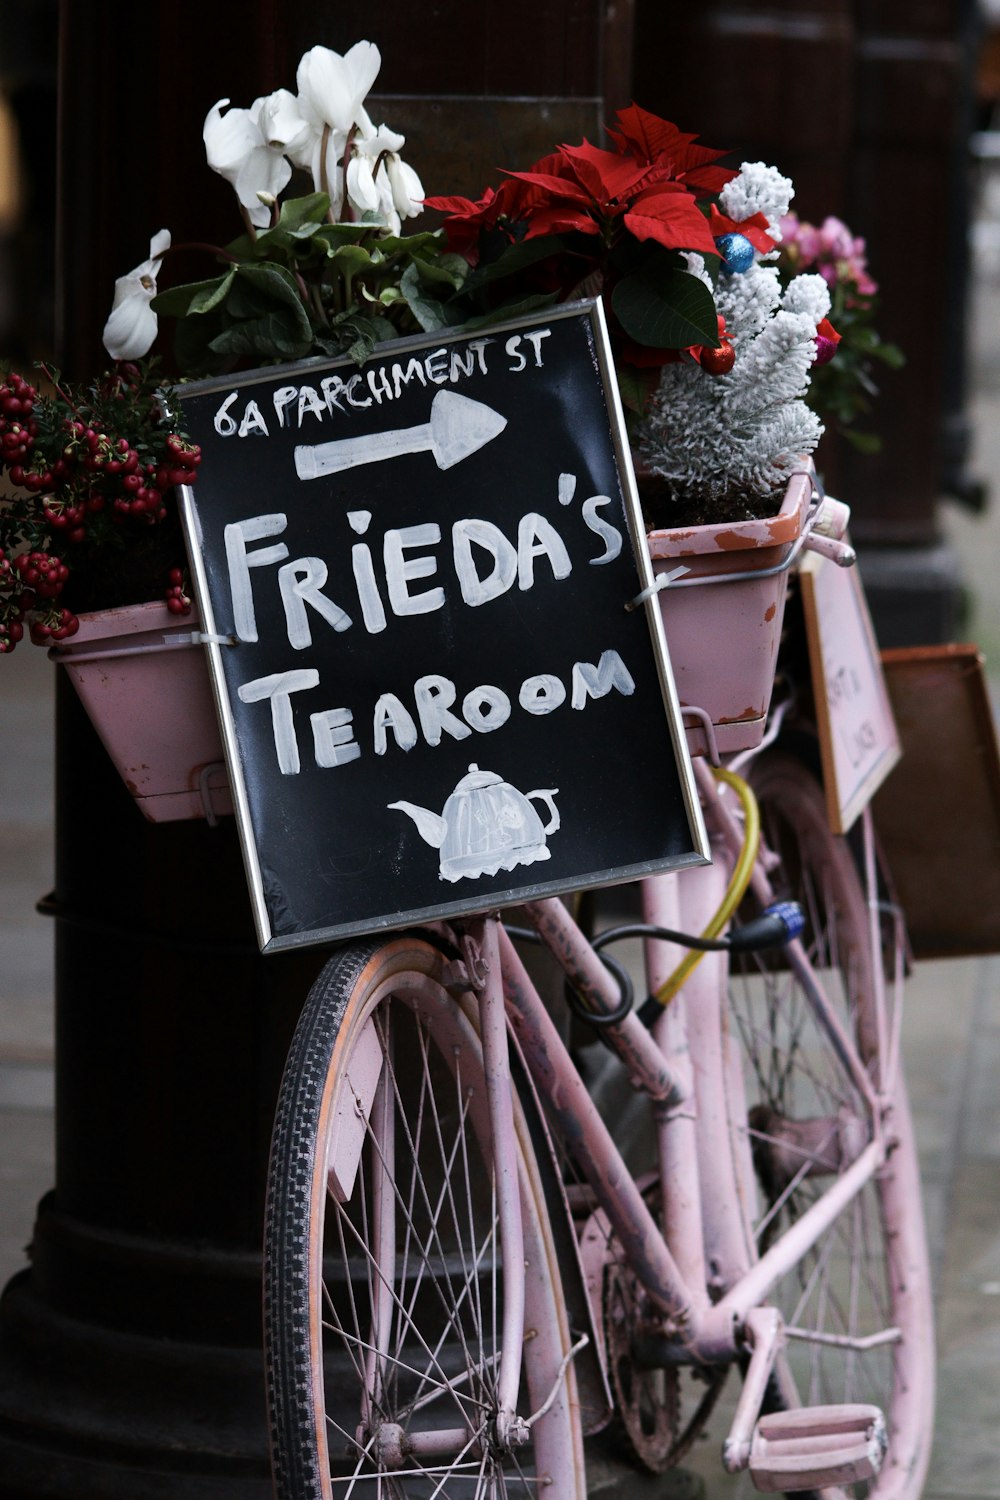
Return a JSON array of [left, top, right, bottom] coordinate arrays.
[[326, 243, 375, 277], [464, 234, 570, 290], [449, 292, 559, 332], [842, 428, 883, 454], [152, 271, 234, 317], [308, 221, 379, 253], [399, 263, 450, 332], [225, 193, 333, 258], [368, 229, 446, 257], [612, 264, 720, 349], [173, 309, 231, 375], [404, 248, 469, 290], [232, 260, 308, 309], [616, 363, 661, 418], [872, 341, 905, 370], [273, 192, 331, 232], [368, 315, 400, 343], [208, 305, 314, 360], [190, 269, 241, 316]]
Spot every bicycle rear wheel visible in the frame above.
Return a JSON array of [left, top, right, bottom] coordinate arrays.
[[726, 754, 934, 1499], [264, 933, 584, 1500]]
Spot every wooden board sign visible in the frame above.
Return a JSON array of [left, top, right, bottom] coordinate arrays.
[[176, 302, 708, 952], [874, 644, 1000, 959], [800, 549, 901, 833]]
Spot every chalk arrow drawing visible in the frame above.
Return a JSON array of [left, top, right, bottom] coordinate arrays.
[[294, 390, 507, 481]]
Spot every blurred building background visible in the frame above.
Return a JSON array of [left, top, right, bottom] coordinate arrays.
[[3, 3, 1000, 1497], [2, 0, 996, 641]]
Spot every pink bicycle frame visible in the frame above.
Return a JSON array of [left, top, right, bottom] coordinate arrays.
[[466, 766, 899, 1410]]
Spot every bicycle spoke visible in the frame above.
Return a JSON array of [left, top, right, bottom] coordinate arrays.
[[329, 1185, 491, 1428], [715, 756, 935, 1497]]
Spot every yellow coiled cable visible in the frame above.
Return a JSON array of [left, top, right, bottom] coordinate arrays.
[[651, 766, 761, 1008]]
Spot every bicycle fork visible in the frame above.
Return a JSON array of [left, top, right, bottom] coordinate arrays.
[[448, 913, 584, 1464], [466, 915, 529, 1452]]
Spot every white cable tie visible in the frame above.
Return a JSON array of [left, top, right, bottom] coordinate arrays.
[[625, 565, 690, 611], [163, 631, 238, 646]]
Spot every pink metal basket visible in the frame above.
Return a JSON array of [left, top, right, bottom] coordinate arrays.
[[51, 601, 231, 823], [646, 469, 813, 757]]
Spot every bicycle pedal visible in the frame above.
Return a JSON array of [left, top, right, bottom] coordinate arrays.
[[747, 1403, 887, 1493]]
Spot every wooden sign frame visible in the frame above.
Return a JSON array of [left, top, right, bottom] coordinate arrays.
[[175, 301, 709, 952], [874, 644, 1000, 958], [800, 550, 901, 833]]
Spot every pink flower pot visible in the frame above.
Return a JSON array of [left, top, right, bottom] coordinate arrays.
[[51, 601, 231, 823], [646, 469, 812, 756]]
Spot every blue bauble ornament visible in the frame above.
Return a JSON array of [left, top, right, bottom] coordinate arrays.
[[714, 232, 755, 274]]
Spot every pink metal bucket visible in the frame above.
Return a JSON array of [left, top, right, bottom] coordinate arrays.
[[646, 470, 812, 756], [51, 601, 231, 823]]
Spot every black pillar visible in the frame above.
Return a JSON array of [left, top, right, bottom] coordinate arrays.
[[0, 2, 621, 1492]]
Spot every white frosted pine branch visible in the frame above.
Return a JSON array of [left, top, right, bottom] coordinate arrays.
[[637, 162, 829, 510]]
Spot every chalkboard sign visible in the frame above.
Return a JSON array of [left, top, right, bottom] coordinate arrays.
[[176, 302, 708, 952], [801, 550, 900, 833]]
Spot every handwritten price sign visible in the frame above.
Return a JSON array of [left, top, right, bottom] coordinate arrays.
[[801, 550, 900, 833]]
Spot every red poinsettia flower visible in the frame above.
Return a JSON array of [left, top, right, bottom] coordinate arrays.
[[557, 139, 654, 203], [624, 182, 718, 256], [428, 105, 738, 272], [606, 104, 736, 195], [424, 102, 736, 385], [707, 204, 776, 255], [502, 141, 718, 256], [422, 181, 521, 261]]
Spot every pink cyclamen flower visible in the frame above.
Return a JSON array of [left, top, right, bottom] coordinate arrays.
[[818, 215, 855, 260]]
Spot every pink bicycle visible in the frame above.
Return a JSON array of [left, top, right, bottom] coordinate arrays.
[[261, 510, 934, 1498]]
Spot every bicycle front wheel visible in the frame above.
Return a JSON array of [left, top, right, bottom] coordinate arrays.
[[727, 754, 934, 1499], [264, 934, 584, 1500]]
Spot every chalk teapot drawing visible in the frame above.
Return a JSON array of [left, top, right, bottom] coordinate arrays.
[[388, 765, 560, 883]]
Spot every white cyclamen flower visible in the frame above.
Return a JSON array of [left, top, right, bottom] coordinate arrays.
[[385, 154, 424, 220], [294, 41, 381, 201], [102, 229, 171, 361], [346, 123, 406, 213], [204, 89, 310, 228], [344, 122, 424, 229], [296, 41, 381, 134]]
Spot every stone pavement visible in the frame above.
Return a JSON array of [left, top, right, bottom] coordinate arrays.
[[3, 275, 1000, 1500]]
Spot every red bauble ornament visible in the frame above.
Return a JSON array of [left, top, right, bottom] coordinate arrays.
[[700, 342, 736, 376]]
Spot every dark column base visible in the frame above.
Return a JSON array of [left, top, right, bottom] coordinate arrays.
[[0, 1246, 272, 1499], [856, 541, 968, 649], [0, 676, 326, 1499]]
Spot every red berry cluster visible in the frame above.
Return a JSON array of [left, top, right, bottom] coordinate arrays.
[[165, 566, 192, 616], [0, 548, 23, 653], [0, 364, 200, 653]]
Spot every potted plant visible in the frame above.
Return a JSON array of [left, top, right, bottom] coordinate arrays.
[[777, 210, 905, 456], [426, 152, 841, 753], [0, 41, 473, 818], [1, 37, 873, 805]]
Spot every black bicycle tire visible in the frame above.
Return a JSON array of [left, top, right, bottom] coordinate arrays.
[[263, 932, 585, 1499]]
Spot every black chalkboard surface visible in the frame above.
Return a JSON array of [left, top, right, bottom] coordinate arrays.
[[176, 301, 708, 952]]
